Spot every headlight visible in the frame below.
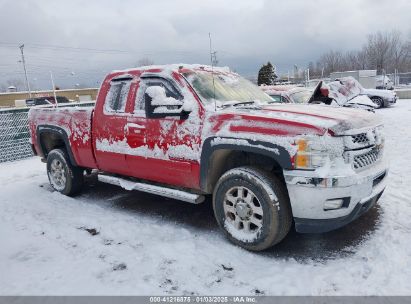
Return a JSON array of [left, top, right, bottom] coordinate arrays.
[[375, 125, 385, 146], [294, 138, 329, 169]]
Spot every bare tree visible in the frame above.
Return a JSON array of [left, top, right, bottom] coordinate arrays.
[[364, 31, 398, 73], [341, 51, 360, 70], [311, 30, 411, 76], [356, 48, 368, 70], [388, 30, 410, 72], [318, 50, 344, 75]]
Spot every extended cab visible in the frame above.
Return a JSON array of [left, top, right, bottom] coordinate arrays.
[[28, 64, 388, 251]]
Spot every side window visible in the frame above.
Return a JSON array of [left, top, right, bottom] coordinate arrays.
[[135, 78, 182, 111], [269, 95, 282, 103], [104, 79, 131, 113]]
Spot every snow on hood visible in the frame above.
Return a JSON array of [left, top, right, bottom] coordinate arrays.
[[226, 103, 383, 135], [346, 95, 378, 108]]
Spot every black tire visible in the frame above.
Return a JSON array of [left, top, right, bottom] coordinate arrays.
[[213, 166, 292, 251], [371, 97, 384, 109], [47, 149, 84, 196]]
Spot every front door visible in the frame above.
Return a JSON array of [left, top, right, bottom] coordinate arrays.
[[125, 76, 202, 189]]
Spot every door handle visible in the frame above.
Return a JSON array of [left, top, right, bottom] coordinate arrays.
[[124, 123, 145, 135]]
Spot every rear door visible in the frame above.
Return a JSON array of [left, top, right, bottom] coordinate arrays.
[[92, 76, 133, 175]]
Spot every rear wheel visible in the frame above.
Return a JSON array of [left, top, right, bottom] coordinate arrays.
[[371, 96, 384, 108], [213, 166, 292, 251], [47, 149, 84, 196]]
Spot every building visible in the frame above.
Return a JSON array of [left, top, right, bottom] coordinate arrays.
[[0, 88, 99, 108]]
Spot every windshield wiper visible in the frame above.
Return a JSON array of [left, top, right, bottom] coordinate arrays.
[[221, 100, 258, 109]]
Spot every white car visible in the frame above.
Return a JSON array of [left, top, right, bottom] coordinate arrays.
[[329, 77, 397, 109], [363, 87, 397, 108]]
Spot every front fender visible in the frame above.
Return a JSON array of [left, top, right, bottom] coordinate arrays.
[[199, 137, 293, 191]]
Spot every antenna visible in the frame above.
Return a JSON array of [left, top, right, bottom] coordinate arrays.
[[209, 33, 217, 111], [50, 71, 58, 108]]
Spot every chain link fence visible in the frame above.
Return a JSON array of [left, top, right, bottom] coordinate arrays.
[[386, 72, 411, 87], [0, 102, 95, 163], [0, 108, 32, 163]]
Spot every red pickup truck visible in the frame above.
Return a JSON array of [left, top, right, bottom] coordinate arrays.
[[28, 64, 388, 251]]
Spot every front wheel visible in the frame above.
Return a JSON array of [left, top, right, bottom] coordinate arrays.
[[47, 149, 84, 196], [371, 97, 384, 109], [213, 167, 292, 251]]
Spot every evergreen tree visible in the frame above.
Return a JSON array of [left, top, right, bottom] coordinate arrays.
[[258, 62, 277, 85]]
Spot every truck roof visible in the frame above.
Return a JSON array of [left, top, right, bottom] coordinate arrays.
[[110, 64, 232, 76]]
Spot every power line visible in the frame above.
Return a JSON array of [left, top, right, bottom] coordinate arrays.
[[0, 42, 210, 56]]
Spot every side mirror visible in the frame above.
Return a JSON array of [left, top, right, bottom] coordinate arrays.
[[145, 86, 191, 119]]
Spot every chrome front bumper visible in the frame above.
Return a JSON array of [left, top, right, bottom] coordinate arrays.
[[283, 158, 388, 231]]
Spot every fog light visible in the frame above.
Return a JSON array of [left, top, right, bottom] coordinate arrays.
[[324, 199, 344, 211]]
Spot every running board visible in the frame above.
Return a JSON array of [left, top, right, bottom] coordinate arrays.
[[98, 174, 205, 204]]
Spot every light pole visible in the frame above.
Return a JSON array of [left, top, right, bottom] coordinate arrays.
[[19, 44, 32, 98]]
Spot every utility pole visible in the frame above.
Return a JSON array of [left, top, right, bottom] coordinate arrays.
[[19, 44, 32, 98], [211, 51, 218, 66]]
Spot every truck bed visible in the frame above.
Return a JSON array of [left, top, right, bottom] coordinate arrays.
[[28, 105, 97, 168]]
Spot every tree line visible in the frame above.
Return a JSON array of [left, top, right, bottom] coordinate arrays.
[[308, 30, 411, 78]]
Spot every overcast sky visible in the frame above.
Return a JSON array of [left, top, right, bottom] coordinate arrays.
[[0, 0, 410, 90]]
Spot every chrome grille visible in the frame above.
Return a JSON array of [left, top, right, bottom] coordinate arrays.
[[353, 148, 380, 170], [351, 133, 369, 144]]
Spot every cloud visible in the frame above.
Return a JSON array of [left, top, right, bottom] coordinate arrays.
[[0, 0, 410, 88]]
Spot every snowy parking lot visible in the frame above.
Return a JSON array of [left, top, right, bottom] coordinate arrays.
[[1, 100, 411, 296]]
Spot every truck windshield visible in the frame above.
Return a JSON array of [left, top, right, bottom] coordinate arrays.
[[183, 70, 273, 106]]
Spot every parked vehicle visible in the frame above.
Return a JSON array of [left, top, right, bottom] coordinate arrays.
[[262, 86, 312, 104], [28, 64, 388, 251], [261, 80, 376, 110], [327, 77, 396, 109], [26, 96, 70, 107], [376, 75, 394, 90], [309, 77, 376, 111], [362, 87, 397, 108], [312, 77, 396, 109]]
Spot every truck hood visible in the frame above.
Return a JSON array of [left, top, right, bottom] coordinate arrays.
[[217, 103, 382, 136]]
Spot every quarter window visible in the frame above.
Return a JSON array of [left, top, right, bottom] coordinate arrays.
[[104, 79, 131, 113]]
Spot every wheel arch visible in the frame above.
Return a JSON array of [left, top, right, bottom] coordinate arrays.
[[370, 95, 383, 100], [200, 137, 293, 193], [36, 125, 78, 166]]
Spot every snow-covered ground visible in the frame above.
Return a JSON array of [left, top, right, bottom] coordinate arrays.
[[1, 100, 411, 296]]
